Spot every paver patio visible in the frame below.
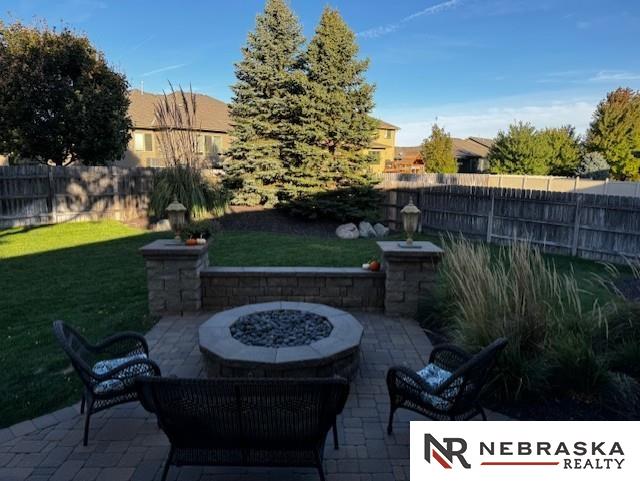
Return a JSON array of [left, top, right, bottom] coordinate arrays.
[[0, 311, 504, 481]]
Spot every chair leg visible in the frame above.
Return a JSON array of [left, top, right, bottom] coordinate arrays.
[[314, 450, 326, 481], [332, 420, 339, 450], [161, 447, 173, 481], [387, 406, 396, 435], [80, 392, 85, 415], [83, 409, 91, 446], [479, 406, 487, 421], [82, 394, 95, 446]]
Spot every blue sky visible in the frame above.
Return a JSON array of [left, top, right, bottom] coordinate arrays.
[[2, 0, 640, 145]]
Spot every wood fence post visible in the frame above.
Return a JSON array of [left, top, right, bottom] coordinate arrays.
[[47, 167, 56, 224], [486, 189, 495, 243], [571, 195, 582, 256]]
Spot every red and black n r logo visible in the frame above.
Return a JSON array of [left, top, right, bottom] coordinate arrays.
[[424, 434, 471, 469]]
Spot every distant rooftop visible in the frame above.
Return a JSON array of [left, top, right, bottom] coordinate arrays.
[[128, 89, 232, 133], [374, 118, 400, 130], [395, 137, 493, 160]]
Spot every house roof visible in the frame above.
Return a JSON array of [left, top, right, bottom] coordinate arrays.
[[128, 89, 232, 133], [374, 118, 400, 130], [468, 137, 493, 149], [453, 138, 491, 159], [395, 137, 493, 161], [394, 146, 422, 161]]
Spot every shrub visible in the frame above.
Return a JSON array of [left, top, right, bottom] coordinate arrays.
[[281, 185, 382, 222], [149, 166, 229, 220], [180, 218, 221, 241], [576, 152, 610, 179], [440, 237, 606, 400]]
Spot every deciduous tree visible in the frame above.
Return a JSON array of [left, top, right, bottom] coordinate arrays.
[[0, 21, 131, 165], [586, 88, 640, 180], [420, 124, 457, 173], [488, 122, 552, 175], [540, 126, 581, 176]]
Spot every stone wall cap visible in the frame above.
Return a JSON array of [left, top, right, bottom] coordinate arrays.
[[200, 266, 385, 277], [376, 241, 443, 257], [140, 239, 209, 258]]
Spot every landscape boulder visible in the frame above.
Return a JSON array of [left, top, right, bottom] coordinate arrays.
[[336, 223, 360, 240], [151, 219, 172, 232], [373, 223, 390, 237], [358, 221, 377, 238]]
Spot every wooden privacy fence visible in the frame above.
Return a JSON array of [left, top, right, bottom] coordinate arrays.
[[0, 165, 154, 229], [380, 172, 640, 198], [383, 185, 640, 263]]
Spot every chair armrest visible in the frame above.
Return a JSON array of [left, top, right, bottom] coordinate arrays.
[[429, 344, 472, 372], [93, 357, 161, 382], [92, 331, 150, 357]]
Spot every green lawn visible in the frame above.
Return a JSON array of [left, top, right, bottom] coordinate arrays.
[[0, 220, 617, 427]]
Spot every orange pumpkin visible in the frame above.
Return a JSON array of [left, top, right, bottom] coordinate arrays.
[[185, 238, 198, 246], [369, 260, 381, 271]]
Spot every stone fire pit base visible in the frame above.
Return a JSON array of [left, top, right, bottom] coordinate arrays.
[[199, 301, 363, 380]]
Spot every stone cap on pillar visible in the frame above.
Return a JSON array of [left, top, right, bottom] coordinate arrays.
[[140, 239, 209, 260], [376, 241, 443, 261]]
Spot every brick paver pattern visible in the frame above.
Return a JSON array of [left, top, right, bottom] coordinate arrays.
[[0, 311, 498, 481]]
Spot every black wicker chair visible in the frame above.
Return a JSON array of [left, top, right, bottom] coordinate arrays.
[[52, 321, 161, 445], [136, 376, 350, 481], [386, 337, 507, 432]]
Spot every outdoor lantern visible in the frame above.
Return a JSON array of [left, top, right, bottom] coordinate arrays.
[[400, 198, 421, 247], [166, 198, 187, 241]]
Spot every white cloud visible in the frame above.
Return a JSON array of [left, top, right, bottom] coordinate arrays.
[[375, 94, 599, 145], [141, 63, 188, 77], [358, 0, 460, 39], [589, 70, 640, 82]]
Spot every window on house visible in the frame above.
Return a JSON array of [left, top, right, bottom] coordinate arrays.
[[134, 132, 153, 152], [212, 136, 223, 154], [199, 135, 224, 155], [385, 129, 393, 139], [369, 150, 381, 163]]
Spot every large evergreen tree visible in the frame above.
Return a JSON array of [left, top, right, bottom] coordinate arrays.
[[224, 0, 305, 206], [586, 88, 640, 180], [296, 6, 377, 194], [488, 122, 552, 175], [420, 124, 457, 173]]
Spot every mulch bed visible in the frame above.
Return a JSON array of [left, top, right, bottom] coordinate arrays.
[[218, 206, 340, 237]]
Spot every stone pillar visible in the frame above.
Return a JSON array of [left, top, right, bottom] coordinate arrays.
[[377, 241, 444, 318], [140, 239, 209, 315]]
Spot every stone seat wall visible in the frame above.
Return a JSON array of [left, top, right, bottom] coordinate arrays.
[[201, 267, 385, 312]]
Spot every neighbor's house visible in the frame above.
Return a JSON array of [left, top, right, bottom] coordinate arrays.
[[367, 119, 400, 174], [392, 137, 493, 173], [118, 89, 232, 167]]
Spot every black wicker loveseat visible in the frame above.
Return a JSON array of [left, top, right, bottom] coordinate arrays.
[[386, 338, 507, 430], [136, 376, 350, 481]]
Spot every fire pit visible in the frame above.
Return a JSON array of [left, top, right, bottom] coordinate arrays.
[[199, 302, 363, 379]]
